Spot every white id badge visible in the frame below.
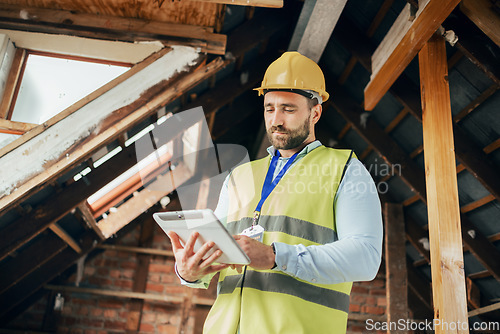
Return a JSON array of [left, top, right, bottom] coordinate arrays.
[[240, 225, 265, 242]]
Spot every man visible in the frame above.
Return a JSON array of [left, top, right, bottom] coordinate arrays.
[[168, 52, 383, 333]]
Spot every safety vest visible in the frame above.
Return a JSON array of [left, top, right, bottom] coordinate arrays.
[[204, 146, 354, 334]]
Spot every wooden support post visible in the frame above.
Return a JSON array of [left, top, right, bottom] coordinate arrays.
[[384, 203, 409, 333], [419, 33, 468, 333]]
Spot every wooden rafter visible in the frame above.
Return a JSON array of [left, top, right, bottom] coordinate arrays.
[[0, 48, 224, 214], [443, 10, 500, 85], [0, 144, 136, 262], [338, 0, 395, 84], [335, 15, 500, 205], [328, 79, 500, 281], [48, 224, 82, 254], [190, 0, 282, 7], [460, 0, 500, 47], [0, 48, 26, 119], [364, 0, 461, 110], [0, 3, 226, 55], [0, 229, 97, 319], [0, 232, 66, 295], [44, 284, 214, 306], [98, 162, 193, 238]]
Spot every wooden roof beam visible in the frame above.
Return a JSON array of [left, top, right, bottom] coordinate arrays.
[[0, 3, 226, 55], [328, 80, 500, 282], [191, 0, 282, 8], [335, 15, 500, 204], [460, 0, 500, 48], [0, 48, 224, 213], [364, 0, 461, 110], [288, 0, 348, 62], [98, 162, 193, 238], [0, 233, 66, 295], [442, 9, 500, 86]]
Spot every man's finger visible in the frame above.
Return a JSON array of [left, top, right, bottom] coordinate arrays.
[[191, 240, 216, 264], [184, 231, 199, 254], [199, 249, 223, 269], [167, 232, 183, 252]]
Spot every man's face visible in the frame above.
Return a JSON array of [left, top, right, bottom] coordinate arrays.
[[264, 91, 315, 150]]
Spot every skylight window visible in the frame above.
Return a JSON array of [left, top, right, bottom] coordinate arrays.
[[10, 53, 130, 124]]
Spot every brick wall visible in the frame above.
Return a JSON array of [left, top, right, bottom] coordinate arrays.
[[6, 225, 387, 333], [347, 270, 387, 333]]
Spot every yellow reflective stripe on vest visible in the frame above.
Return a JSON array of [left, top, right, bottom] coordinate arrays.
[[220, 271, 350, 313], [227, 215, 338, 244]]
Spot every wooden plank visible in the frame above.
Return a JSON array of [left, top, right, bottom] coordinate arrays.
[[405, 216, 430, 263], [483, 138, 500, 154], [460, 213, 500, 281], [97, 244, 174, 257], [0, 229, 97, 318], [419, 33, 468, 333], [335, 15, 500, 206], [329, 82, 427, 202], [384, 203, 409, 333], [0, 4, 226, 55], [468, 302, 500, 318], [43, 284, 214, 306], [331, 21, 500, 281], [466, 277, 481, 309], [338, 0, 395, 84], [0, 119, 37, 135], [190, 0, 282, 7], [460, 194, 495, 214], [384, 107, 409, 133], [48, 224, 82, 253], [407, 262, 434, 319], [443, 10, 500, 85], [337, 123, 352, 140], [76, 202, 105, 240], [0, 50, 224, 213], [0, 48, 25, 119], [0, 232, 66, 295], [402, 194, 420, 207], [460, 0, 500, 47], [0, 144, 137, 262], [98, 163, 193, 238], [364, 0, 461, 110], [454, 84, 499, 123]]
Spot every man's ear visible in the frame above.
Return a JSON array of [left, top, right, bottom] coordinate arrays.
[[311, 104, 322, 125]]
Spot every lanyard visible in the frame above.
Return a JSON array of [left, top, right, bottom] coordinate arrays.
[[252, 150, 300, 225]]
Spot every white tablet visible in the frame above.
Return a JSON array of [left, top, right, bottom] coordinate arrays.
[[153, 209, 250, 265]]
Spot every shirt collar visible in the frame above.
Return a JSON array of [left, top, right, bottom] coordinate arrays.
[[266, 140, 322, 159]]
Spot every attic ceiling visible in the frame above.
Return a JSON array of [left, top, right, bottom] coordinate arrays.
[[0, 0, 499, 328]]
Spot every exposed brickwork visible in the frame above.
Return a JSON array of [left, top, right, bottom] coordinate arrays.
[[5, 224, 201, 333], [347, 270, 387, 334], [7, 224, 386, 333]]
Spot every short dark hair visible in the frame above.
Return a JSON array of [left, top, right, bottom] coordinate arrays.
[[307, 97, 319, 110]]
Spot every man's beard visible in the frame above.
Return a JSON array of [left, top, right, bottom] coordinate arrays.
[[266, 114, 310, 150]]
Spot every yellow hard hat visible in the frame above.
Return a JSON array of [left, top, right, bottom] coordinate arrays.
[[254, 51, 329, 103]]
